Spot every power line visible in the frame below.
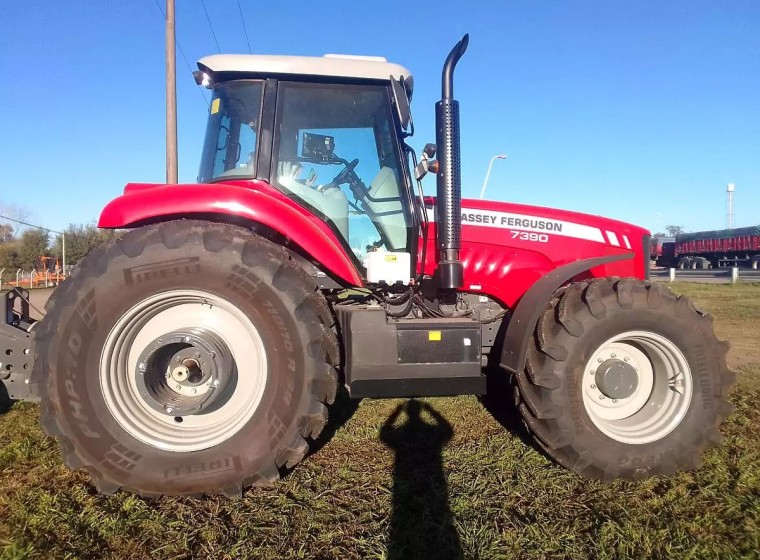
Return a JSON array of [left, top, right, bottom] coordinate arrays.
[[200, 0, 222, 54], [152, 0, 210, 108], [0, 215, 62, 235], [236, 0, 252, 54]]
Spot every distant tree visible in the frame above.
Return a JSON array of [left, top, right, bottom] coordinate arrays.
[[50, 223, 120, 267], [0, 224, 14, 243], [17, 229, 49, 269], [665, 225, 685, 236], [0, 202, 32, 237], [0, 242, 20, 269]]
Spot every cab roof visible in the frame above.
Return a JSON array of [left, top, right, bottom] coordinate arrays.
[[197, 54, 413, 89]]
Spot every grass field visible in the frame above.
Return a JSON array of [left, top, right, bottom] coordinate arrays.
[[1, 283, 759, 559]]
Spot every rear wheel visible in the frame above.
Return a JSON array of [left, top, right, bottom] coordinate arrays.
[[33, 220, 338, 496], [513, 278, 734, 480]]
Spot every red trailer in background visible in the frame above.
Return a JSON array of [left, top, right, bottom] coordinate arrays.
[[649, 236, 674, 263], [655, 226, 760, 269]]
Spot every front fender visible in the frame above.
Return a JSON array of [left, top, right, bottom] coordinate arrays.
[[98, 182, 363, 286], [500, 253, 633, 375]]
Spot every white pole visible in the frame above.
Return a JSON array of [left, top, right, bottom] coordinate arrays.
[[669, 268, 676, 282], [479, 154, 508, 199], [731, 266, 739, 284]]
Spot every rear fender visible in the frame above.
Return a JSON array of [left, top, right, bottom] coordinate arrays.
[[499, 253, 632, 375], [98, 183, 363, 286]]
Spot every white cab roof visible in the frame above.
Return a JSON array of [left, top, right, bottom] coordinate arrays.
[[198, 54, 413, 83]]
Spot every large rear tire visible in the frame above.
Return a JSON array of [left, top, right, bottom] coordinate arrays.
[[32, 220, 338, 496], [513, 278, 734, 480]]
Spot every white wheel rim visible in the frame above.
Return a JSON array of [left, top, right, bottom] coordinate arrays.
[[581, 330, 693, 445], [100, 290, 267, 452]]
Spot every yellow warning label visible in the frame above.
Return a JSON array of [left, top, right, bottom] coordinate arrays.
[[428, 331, 442, 341], [210, 98, 220, 114], [385, 254, 398, 262]]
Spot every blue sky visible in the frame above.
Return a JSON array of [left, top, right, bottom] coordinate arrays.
[[1, 0, 758, 235]]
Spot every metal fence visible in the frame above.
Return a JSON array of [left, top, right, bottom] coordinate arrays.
[[0, 268, 65, 289]]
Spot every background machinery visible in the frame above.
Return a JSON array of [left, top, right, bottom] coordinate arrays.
[[653, 226, 760, 269]]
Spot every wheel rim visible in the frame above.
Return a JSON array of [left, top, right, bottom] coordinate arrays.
[[100, 290, 267, 452], [581, 330, 693, 444]]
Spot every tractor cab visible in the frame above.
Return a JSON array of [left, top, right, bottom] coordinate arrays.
[[195, 55, 417, 269]]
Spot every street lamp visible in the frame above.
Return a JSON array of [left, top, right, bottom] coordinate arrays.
[[479, 154, 508, 199]]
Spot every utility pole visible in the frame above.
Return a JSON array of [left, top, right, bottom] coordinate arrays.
[[166, 0, 178, 184]]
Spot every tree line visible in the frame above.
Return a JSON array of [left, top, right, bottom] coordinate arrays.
[[0, 222, 119, 271]]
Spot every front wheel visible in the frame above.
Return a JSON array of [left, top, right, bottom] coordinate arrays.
[[513, 278, 734, 480], [33, 220, 338, 496]]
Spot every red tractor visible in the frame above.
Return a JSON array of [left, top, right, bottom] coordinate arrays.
[[0, 36, 732, 496]]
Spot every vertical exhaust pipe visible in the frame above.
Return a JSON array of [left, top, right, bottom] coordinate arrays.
[[435, 34, 469, 289]]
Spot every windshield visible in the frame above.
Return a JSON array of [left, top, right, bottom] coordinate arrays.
[[273, 82, 410, 259], [198, 81, 263, 182]]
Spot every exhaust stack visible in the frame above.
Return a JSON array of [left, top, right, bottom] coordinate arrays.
[[435, 34, 469, 289]]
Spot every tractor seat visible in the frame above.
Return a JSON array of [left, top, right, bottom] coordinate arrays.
[[276, 162, 349, 240], [363, 167, 406, 250]]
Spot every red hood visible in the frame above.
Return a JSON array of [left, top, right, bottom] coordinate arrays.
[[461, 197, 650, 248]]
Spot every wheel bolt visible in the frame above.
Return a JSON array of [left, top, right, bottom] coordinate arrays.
[[166, 406, 173, 414], [175, 356, 182, 363], [611, 353, 616, 358], [599, 395, 605, 400], [194, 352, 201, 359], [598, 358, 603, 363], [209, 351, 216, 358], [590, 370, 595, 375], [590, 384, 596, 389], [213, 379, 220, 387], [191, 388, 197, 394], [613, 399, 618, 403], [184, 336, 191, 343], [623, 357, 629, 362], [138, 362, 146, 371]]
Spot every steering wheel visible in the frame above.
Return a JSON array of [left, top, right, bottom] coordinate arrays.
[[331, 158, 359, 186]]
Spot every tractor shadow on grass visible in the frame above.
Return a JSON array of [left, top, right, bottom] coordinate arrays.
[[479, 367, 538, 451], [0, 382, 12, 415], [308, 386, 361, 456], [380, 399, 463, 560]]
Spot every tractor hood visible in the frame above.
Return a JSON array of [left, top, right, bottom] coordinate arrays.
[[458, 197, 650, 251]]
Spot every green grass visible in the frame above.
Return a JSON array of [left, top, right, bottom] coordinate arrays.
[[1, 284, 759, 559]]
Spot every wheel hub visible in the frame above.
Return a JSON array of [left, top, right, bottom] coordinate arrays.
[[582, 331, 693, 444], [595, 359, 638, 400], [135, 328, 235, 417]]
